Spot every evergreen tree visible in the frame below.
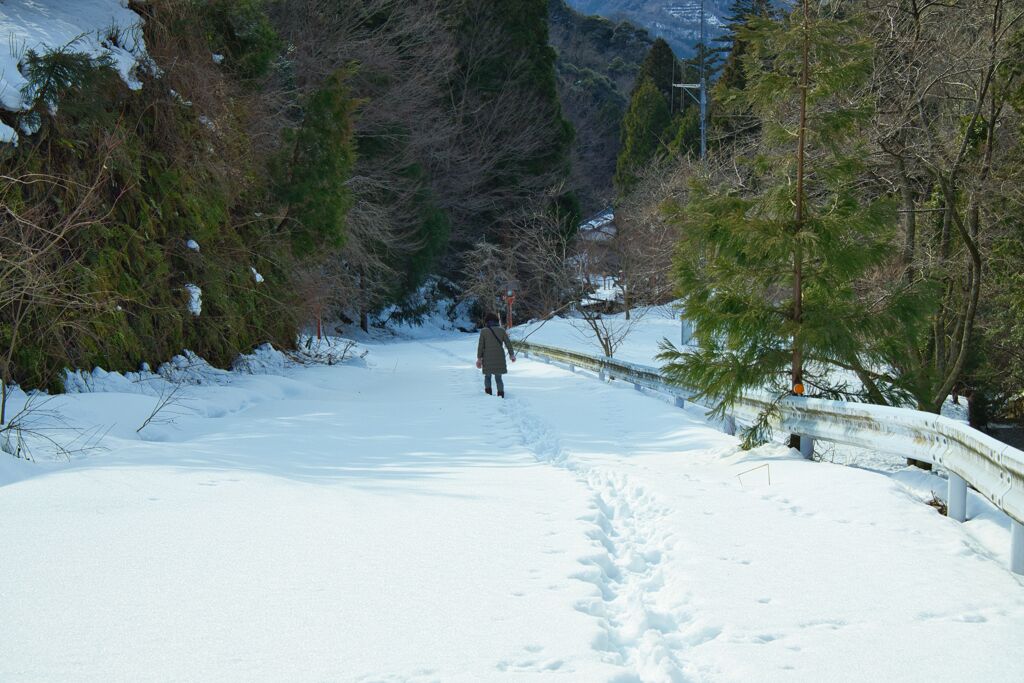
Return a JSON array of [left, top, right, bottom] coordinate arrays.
[[452, 0, 575, 238], [715, 0, 774, 92], [202, 0, 280, 79], [667, 107, 701, 157], [658, 1, 923, 443], [636, 38, 677, 104], [273, 68, 358, 257], [615, 77, 671, 195]]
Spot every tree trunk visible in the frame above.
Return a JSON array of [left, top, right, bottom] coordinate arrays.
[[787, 0, 811, 453], [1, 376, 7, 427], [897, 157, 916, 280], [791, 0, 810, 397]]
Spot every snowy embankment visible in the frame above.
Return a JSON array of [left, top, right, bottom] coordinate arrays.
[[0, 0, 148, 144], [2, 331, 1024, 681]]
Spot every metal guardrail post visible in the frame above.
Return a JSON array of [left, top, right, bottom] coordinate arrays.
[[947, 473, 967, 523], [634, 382, 641, 392], [1012, 521, 1024, 575], [569, 363, 575, 373], [799, 436, 814, 460], [674, 396, 685, 409]]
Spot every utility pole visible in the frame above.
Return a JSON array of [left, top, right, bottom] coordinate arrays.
[[674, 0, 708, 344], [671, 0, 707, 160], [699, 0, 707, 159]]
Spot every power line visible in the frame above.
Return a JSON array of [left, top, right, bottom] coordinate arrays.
[[671, 0, 707, 159]]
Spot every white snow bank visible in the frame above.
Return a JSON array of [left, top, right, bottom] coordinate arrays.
[[61, 338, 366, 395], [578, 209, 615, 241], [0, 1, 147, 114], [249, 266, 264, 283], [184, 283, 201, 316], [186, 239, 200, 252], [0, 120, 17, 144]]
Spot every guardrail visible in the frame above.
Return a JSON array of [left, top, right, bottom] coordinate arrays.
[[515, 339, 1024, 576]]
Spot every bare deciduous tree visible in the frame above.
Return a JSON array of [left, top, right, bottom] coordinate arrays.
[[0, 147, 119, 430], [460, 241, 516, 321], [612, 161, 682, 318], [862, 0, 1024, 412]]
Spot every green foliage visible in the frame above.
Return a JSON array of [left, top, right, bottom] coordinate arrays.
[[273, 68, 358, 257], [715, 0, 775, 92], [667, 108, 701, 157], [548, 0, 651, 213], [200, 0, 280, 79], [977, 207, 1024, 417], [382, 164, 453, 303], [658, 2, 924, 426], [1, 5, 297, 391], [461, 0, 562, 100], [20, 45, 116, 113], [396, 202, 451, 301], [615, 77, 671, 194], [636, 38, 676, 104], [452, 0, 574, 240]]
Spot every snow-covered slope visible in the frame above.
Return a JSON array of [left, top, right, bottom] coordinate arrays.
[[0, 0, 147, 143], [2, 333, 1023, 680]]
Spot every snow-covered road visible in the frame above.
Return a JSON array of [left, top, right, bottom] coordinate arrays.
[[2, 335, 1024, 681]]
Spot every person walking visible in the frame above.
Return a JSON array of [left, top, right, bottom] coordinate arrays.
[[476, 312, 516, 397]]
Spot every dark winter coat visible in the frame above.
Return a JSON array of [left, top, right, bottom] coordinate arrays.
[[477, 324, 515, 375]]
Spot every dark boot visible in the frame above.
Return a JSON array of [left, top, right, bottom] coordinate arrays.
[[498, 390, 505, 398], [485, 386, 492, 395]]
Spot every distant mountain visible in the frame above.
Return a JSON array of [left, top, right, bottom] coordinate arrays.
[[548, 0, 653, 213], [565, 0, 729, 58]]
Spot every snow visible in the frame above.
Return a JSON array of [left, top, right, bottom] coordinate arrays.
[[212, 52, 224, 65], [0, 1, 147, 114], [0, 120, 16, 144], [587, 275, 624, 303], [184, 283, 201, 316], [169, 88, 191, 106], [578, 209, 616, 241], [250, 266, 264, 283], [186, 239, 200, 251], [517, 304, 686, 365], [2, 330, 1024, 680]]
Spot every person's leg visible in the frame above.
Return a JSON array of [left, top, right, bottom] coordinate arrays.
[[496, 374, 504, 396], [484, 373, 493, 394]]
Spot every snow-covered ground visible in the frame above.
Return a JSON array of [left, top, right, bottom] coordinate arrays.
[[516, 305, 686, 366], [2, 329, 1024, 681]]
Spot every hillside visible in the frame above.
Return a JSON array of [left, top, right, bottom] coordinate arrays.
[[0, 0, 573, 391], [548, 0, 652, 213], [566, 0, 729, 56]]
